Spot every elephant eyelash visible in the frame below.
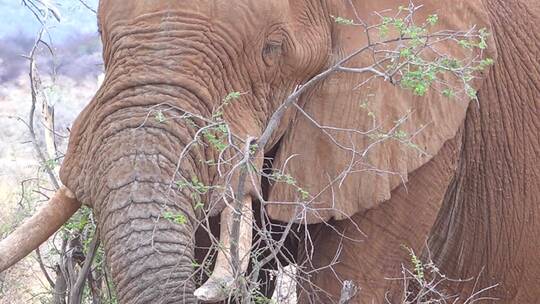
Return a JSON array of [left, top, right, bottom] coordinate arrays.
[[263, 27, 287, 58], [262, 40, 283, 56]]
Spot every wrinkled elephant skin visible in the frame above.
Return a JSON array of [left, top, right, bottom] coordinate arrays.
[[295, 1, 540, 303], [0, 0, 538, 304]]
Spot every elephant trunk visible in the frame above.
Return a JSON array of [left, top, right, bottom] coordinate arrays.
[[58, 18, 259, 299], [92, 131, 199, 303], [100, 187, 196, 303]]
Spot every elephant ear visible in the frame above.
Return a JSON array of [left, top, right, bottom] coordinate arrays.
[[266, 0, 495, 223]]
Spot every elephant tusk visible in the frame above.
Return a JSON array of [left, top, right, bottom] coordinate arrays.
[[0, 186, 81, 272], [194, 196, 253, 302]]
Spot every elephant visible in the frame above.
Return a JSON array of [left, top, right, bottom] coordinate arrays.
[[0, 0, 539, 303]]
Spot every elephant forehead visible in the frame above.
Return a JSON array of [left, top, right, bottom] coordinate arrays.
[[98, 0, 288, 28]]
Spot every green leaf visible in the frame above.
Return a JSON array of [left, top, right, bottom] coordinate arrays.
[[458, 39, 472, 49], [154, 110, 166, 123], [479, 58, 494, 69], [249, 143, 259, 155], [414, 83, 427, 96], [393, 18, 406, 32], [442, 88, 455, 98], [43, 158, 59, 170], [394, 130, 408, 139], [399, 48, 412, 58], [190, 176, 210, 194], [379, 24, 389, 37], [408, 248, 425, 280], [426, 14, 438, 26], [331, 15, 355, 25], [478, 28, 490, 50], [203, 128, 228, 152], [271, 172, 296, 185], [163, 211, 188, 225], [297, 188, 309, 200], [466, 86, 477, 99], [223, 91, 242, 103]]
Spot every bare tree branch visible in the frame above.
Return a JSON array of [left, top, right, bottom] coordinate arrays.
[[69, 231, 100, 304], [26, 26, 60, 190], [35, 246, 55, 289], [78, 0, 97, 14]]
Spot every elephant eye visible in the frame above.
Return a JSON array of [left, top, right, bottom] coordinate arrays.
[[263, 40, 283, 56], [262, 40, 284, 67], [262, 30, 286, 66]]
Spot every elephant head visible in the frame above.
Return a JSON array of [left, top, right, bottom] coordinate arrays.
[[0, 0, 494, 303]]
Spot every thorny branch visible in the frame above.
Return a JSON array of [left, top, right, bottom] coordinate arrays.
[[21, 0, 61, 24], [35, 247, 55, 289], [25, 26, 60, 190], [385, 246, 499, 304]]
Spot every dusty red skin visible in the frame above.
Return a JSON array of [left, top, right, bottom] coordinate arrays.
[[294, 1, 540, 303], [1, 0, 539, 303]]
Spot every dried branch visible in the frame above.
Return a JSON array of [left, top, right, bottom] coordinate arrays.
[[22, 0, 61, 23], [26, 26, 60, 190], [69, 231, 100, 304], [35, 247, 55, 289], [78, 0, 97, 14]]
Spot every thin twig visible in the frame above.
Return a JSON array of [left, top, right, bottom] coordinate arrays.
[[35, 247, 55, 289], [78, 0, 97, 14], [26, 26, 60, 190]]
